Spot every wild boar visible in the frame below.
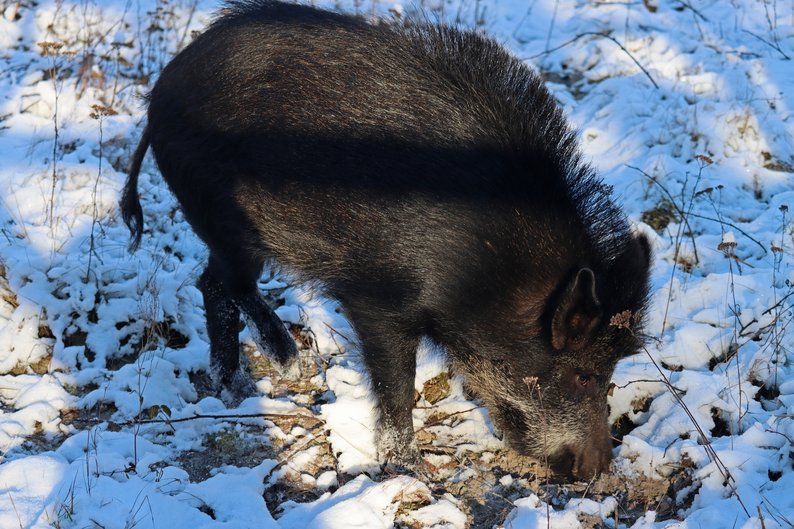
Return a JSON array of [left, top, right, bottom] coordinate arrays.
[[121, 0, 651, 478]]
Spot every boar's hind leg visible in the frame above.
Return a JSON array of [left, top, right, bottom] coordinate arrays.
[[213, 250, 300, 380], [351, 314, 423, 471], [199, 252, 299, 402], [233, 288, 300, 380], [198, 262, 255, 401]]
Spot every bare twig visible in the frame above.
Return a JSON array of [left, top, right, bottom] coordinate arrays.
[[6, 493, 23, 529], [707, 185, 747, 431], [627, 164, 700, 264], [321, 321, 354, 344], [263, 423, 328, 482], [39, 41, 64, 232], [770, 205, 789, 388], [662, 168, 702, 333], [545, 0, 560, 53], [415, 406, 483, 431], [742, 29, 791, 60], [527, 31, 659, 89], [676, 0, 708, 21], [759, 492, 794, 528], [86, 104, 116, 282], [611, 378, 684, 393], [611, 314, 750, 515], [114, 411, 319, 427], [176, 0, 199, 51], [686, 211, 767, 254], [629, 336, 751, 516]]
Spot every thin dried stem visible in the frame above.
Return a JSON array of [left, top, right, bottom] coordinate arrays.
[[527, 31, 659, 89]]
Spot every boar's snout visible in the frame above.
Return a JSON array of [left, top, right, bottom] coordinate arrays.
[[550, 426, 613, 480]]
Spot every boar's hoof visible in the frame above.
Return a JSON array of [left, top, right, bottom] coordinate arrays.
[[213, 367, 259, 406], [376, 428, 426, 476], [381, 451, 430, 479], [274, 354, 302, 382], [241, 313, 301, 381]]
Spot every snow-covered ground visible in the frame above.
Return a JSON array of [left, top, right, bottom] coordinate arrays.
[[0, 0, 792, 527]]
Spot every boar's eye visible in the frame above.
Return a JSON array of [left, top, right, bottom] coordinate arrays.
[[576, 374, 592, 387]]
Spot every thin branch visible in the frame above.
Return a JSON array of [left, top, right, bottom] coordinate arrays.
[[627, 164, 700, 265], [322, 321, 354, 344], [641, 343, 751, 517], [544, 0, 560, 53], [742, 29, 791, 60], [527, 31, 659, 89], [105, 411, 320, 427], [415, 406, 483, 432], [6, 493, 23, 529], [686, 212, 768, 255], [676, 0, 708, 22], [263, 424, 328, 482], [761, 290, 794, 317], [759, 492, 794, 528], [611, 378, 684, 393], [627, 165, 768, 255]]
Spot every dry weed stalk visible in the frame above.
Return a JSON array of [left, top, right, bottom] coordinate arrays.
[[770, 205, 788, 388], [661, 162, 704, 333], [527, 31, 659, 89], [522, 375, 552, 528], [6, 492, 23, 529], [85, 104, 118, 282], [49, 476, 77, 528], [610, 312, 751, 517], [38, 41, 66, 233]]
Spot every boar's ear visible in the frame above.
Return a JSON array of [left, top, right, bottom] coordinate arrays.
[[551, 268, 603, 351]]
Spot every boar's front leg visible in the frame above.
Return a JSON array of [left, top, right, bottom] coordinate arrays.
[[350, 312, 423, 471]]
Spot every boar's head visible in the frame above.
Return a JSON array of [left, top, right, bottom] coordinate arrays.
[[453, 232, 651, 479]]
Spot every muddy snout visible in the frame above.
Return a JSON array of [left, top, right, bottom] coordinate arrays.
[[549, 427, 613, 480]]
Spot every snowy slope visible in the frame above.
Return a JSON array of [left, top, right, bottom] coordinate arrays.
[[0, 0, 792, 527]]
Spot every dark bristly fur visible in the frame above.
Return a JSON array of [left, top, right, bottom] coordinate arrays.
[[121, 0, 651, 479]]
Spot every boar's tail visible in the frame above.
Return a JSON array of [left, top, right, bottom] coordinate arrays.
[[120, 126, 150, 252]]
